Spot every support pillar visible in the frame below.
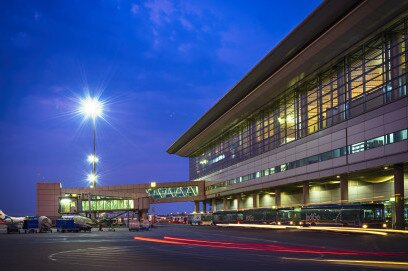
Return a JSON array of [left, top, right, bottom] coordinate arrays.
[[236, 195, 241, 210], [194, 201, 199, 213], [223, 198, 227, 211], [202, 200, 207, 213], [252, 192, 258, 208], [302, 181, 309, 205], [340, 175, 348, 204], [211, 198, 216, 212], [394, 164, 405, 230], [275, 189, 281, 208]]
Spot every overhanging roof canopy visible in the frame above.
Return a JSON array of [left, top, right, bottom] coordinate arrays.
[[167, 0, 408, 157]]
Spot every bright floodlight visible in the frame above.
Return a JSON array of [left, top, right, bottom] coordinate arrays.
[[87, 154, 99, 164], [87, 173, 98, 183], [79, 96, 103, 120]]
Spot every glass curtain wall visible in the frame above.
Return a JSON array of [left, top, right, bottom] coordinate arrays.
[[190, 18, 408, 180]]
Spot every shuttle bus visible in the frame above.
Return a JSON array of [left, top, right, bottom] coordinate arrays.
[[187, 213, 213, 225], [211, 203, 387, 228], [300, 203, 387, 228]]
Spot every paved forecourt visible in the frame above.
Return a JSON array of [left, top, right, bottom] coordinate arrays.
[[1, 224, 408, 270]]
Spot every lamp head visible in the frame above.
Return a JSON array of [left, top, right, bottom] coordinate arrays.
[[79, 97, 103, 121]]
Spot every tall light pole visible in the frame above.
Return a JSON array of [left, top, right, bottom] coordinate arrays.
[[80, 96, 103, 188]]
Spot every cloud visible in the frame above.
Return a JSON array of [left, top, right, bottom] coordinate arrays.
[[140, 0, 219, 57], [130, 3, 139, 15], [25, 95, 71, 111], [177, 43, 192, 53], [152, 28, 160, 49], [179, 17, 193, 31], [144, 0, 174, 26]]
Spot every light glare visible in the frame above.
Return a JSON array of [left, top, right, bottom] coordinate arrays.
[[79, 97, 103, 120], [87, 173, 98, 183], [87, 154, 99, 164]]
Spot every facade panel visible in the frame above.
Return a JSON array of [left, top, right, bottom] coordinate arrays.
[[167, 2, 408, 227], [190, 18, 408, 182]]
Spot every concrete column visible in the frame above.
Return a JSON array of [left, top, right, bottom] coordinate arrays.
[[236, 195, 241, 210], [202, 200, 207, 213], [394, 164, 405, 230], [302, 181, 309, 205], [194, 201, 199, 213], [275, 189, 281, 208], [252, 192, 258, 208], [211, 198, 216, 212], [340, 175, 348, 204], [223, 198, 227, 211]]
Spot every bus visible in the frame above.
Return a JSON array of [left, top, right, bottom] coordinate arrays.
[[211, 203, 387, 228], [276, 208, 301, 225], [212, 209, 277, 225], [299, 203, 387, 228], [242, 208, 277, 224], [187, 213, 213, 225], [212, 210, 243, 224]]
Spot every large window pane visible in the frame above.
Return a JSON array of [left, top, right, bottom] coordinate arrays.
[[307, 87, 319, 134]]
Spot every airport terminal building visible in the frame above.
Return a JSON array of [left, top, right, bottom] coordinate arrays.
[[168, 0, 408, 228]]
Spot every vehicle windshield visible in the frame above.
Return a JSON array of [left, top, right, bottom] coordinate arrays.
[[279, 210, 299, 220], [363, 207, 384, 221]]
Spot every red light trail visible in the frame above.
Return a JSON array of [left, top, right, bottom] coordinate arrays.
[[133, 236, 404, 257]]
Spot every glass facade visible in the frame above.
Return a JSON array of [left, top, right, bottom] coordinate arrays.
[[60, 198, 78, 213], [146, 186, 199, 199], [59, 195, 134, 213], [81, 199, 134, 212], [190, 18, 408, 180], [206, 129, 408, 192]]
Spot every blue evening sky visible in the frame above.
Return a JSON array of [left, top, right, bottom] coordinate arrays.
[[0, 0, 322, 215]]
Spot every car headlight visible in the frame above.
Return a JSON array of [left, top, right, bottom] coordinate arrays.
[[362, 224, 368, 229], [382, 223, 387, 228], [277, 221, 281, 225], [289, 221, 294, 225], [299, 221, 303, 225]]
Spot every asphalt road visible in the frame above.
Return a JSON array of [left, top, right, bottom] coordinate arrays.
[[0, 224, 407, 271]]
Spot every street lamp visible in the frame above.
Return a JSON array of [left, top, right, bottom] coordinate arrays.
[[79, 96, 103, 187], [87, 154, 99, 164], [87, 173, 98, 185]]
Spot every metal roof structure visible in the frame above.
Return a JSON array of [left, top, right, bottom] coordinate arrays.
[[167, 0, 408, 157]]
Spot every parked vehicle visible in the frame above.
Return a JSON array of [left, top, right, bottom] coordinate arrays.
[[128, 219, 150, 231], [6, 223, 21, 234], [276, 208, 301, 225], [23, 218, 39, 233], [38, 216, 53, 233], [187, 213, 213, 225], [299, 203, 387, 228], [211, 203, 387, 228], [56, 218, 92, 232], [212, 210, 244, 224], [242, 208, 278, 224]]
